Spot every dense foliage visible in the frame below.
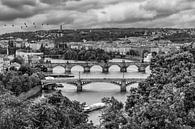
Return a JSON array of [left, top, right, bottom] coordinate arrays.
[[43, 47, 112, 62], [0, 65, 43, 95], [0, 28, 152, 42], [0, 63, 98, 129], [100, 44, 195, 129], [2, 28, 195, 43], [0, 89, 97, 129]]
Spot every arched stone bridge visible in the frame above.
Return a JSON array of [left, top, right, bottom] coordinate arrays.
[[32, 61, 150, 73], [42, 78, 145, 92]]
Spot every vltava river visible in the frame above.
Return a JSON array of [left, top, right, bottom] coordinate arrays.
[[47, 58, 151, 125]]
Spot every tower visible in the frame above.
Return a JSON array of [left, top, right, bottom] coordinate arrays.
[[59, 25, 63, 37]]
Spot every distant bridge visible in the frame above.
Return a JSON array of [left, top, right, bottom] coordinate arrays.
[[42, 78, 145, 92], [33, 61, 150, 74]]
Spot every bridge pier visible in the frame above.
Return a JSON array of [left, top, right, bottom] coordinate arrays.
[[65, 67, 71, 74], [77, 85, 82, 92], [102, 67, 109, 73], [84, 66, 90, 73], [47, 67, 53, 73], [120, 67, 127, 73], [121, 79, 126, 92], [138, 65, 146, 73], [76, 80, 83, 92]]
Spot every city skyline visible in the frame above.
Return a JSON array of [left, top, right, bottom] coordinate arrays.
[[0, 0, 195, 34]]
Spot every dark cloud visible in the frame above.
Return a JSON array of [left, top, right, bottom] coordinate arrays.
[[1, 0, 36, 9], [0, 0, 195, 34], [43, 14, 74, 25], [39, 0, 81, 6], [39, 0, 67, 5], [0, 9, 36, 21]]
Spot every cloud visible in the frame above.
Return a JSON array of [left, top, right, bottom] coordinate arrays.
[[0, 0, 195, 34], [1, 0, 36, 8]]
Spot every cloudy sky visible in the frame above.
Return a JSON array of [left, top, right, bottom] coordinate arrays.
[[0, 0, 195, 34]]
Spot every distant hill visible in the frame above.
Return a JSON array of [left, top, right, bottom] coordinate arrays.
[[0, 28, 194, 43]]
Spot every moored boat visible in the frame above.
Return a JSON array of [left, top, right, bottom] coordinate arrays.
[[84, 102, 106, 113]]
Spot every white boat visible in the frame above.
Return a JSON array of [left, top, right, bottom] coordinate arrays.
[[45, 76, 55, 80], [84, 102, 106, 113]]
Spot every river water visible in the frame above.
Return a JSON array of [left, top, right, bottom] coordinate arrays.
[[46, 58, 151, 125]]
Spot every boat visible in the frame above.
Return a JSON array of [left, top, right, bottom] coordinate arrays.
[[45, 76, 55, 80], [42, 83, 63, 91], [84, 102, 106, 113]]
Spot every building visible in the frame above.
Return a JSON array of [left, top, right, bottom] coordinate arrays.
[[16, 49, 43, 64]]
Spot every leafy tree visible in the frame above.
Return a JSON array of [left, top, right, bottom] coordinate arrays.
[[0, 93, 31, 129], [0, 91, 97, 129], [18, 64, 33, 75], [101, 44, 195, 129], [11, 56, 24, 65], [101, 97, 126, 129], [2, 65, 43, 95], [63, 49, 78, 60]]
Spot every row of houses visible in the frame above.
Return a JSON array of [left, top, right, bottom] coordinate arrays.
[[0, 38, 55, 50], [0, 36, 183, 57]]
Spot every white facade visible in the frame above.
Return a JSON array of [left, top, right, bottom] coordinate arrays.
[[16, 50, 43, 63]]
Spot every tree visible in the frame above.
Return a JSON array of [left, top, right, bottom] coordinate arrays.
[[11, 56, 24, 65], [101, 97, 126, 129], [0, 91, 97, 129], [18, 65, 33, 75], [101, 44, 195, 129], [2, 65, 42, 95], [63, 49, 78, 60], [0, 93, 31, 129]]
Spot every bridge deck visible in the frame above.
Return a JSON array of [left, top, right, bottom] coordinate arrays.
[[42, 78, 145, 83], [33, 61, 150, 66]]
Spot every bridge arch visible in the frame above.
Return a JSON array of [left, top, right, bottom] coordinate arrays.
[[71, 65, 84, 72], [90, 65, 103, 72], [81, 82, 121, 87], [127, 65, 139, 72], [65, 81, 140, 92], [81, 82, 123, 92], [109, 65, 121, 72], [53, 65, 65, 74]]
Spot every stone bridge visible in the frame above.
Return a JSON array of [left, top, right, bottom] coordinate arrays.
[[42, 78, 145, 92], [32, 61, 150, 73]]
